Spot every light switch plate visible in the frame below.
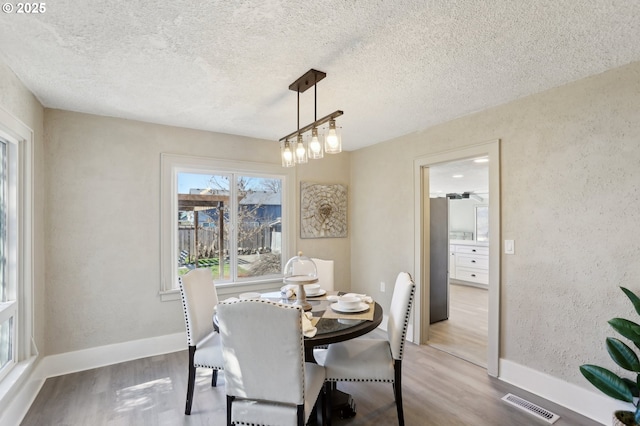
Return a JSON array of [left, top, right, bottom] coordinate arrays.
[[504, 240, 515, 255]]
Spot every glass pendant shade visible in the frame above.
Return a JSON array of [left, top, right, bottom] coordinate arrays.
[[294, 134, 308, 164], [281, 139, 294, 167], [308, 128, 324, 159], [324, 119, 342, 154]]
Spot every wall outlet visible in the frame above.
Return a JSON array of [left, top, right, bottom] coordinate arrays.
[[380, 281, 386, 292]]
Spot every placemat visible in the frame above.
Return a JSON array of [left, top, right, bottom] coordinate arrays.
[[322, 302, 375, 321]]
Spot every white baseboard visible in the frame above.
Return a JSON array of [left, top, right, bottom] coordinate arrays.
[[499, 358, 627, 425], [38, 332, 185, 379], [1, 332, 186, 426]]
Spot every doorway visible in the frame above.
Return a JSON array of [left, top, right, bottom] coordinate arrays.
[[427, 159, 489, 367], [412, 140, 500, 376]]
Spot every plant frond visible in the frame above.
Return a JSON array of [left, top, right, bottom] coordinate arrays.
[[580, 364, 634, 403], [621, 287, 640, 317], [610, 318, 640, 345], [607, 337, 640, 371]]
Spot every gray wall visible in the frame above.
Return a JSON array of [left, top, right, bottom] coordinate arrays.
[[43, 109, 350, 355], [350, 61, 640, 389]]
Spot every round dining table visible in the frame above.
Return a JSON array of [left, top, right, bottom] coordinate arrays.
[[301, 298, 383, 362]]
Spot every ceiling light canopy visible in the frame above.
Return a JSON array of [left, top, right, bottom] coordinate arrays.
[[279, 69, 343, 167]]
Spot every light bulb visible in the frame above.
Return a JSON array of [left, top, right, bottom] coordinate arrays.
[[326, 129, 338, 148], [281, 139, 294, 168], [296, 141, 306, 158], [294, 135, 307, 163], [308, 128, 323, 159], [310, 137, 321, 153], [283, 146, 293, 162], [324, 119, 341, 154]]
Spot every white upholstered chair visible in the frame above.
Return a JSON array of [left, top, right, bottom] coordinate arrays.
[[311, 258, 334, 292], [318, 272, 415, 426], [216, 299, 327, 426], [178, 267, 224, 415]]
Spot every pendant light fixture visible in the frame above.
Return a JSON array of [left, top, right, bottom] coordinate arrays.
[[279, 69, 343, 167]]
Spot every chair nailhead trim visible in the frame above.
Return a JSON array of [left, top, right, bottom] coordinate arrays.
[[326, 378, 393, 383], [178, 277, 194, 346], [398, 280, 416, 361]]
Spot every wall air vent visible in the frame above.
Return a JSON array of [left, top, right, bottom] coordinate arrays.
[[501, 393, 560, 424]]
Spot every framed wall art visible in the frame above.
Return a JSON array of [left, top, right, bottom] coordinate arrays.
[[300, 182, 347, 238]]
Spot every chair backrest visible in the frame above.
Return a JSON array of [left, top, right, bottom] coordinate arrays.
[[179, 268, 219, 346], [311, 258, 334, 291], [217, 300, 305, 405], [387, 272, 415, 360]]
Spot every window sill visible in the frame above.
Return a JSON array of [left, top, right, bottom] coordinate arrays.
[[0, 355, 39, 417]]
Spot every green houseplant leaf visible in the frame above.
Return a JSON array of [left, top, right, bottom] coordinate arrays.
[[609, 318, 640, 347], [580, 287, 640, 425], [607, 337, 640, 372], [579, 364, 634, 402], [622, 287, 640, 316]]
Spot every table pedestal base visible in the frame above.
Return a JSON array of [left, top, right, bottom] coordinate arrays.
[[332, 388, 356, 419]]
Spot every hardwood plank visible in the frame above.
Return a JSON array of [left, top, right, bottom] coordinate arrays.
[[428, 282, 488, 367], [22, 333, 599, 426]]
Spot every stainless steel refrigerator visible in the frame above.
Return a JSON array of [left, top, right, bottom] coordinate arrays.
[[430, 197, 449, 323]]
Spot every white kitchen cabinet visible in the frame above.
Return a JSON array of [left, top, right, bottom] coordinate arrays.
[[449, 242, 489, 286]]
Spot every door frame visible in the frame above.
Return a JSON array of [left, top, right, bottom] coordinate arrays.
[[413, 139, 501, 376]]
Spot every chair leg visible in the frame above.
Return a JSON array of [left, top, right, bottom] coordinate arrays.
[[296, 404, 304, 426], [324, 381, 332, 426], [211, 369, 218, 387], [185, 346, 197, 415], [394, 360, 404, 426], [226, 395, 234, 426]]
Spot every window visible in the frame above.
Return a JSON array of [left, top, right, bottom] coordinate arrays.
[[0, 112, 34, 387], [161, 154, 295, 299], [0, 138, 14, 380]]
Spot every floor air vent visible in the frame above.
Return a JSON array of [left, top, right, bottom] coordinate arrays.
[[501, 393, 560, 424]]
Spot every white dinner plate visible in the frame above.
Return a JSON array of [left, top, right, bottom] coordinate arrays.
[[331, 302, 370, 314], [306, 289, 327, 297]]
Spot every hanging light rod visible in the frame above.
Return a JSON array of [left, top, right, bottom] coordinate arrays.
[[278, 110, 343, 143], [279, 68, 344, 167]]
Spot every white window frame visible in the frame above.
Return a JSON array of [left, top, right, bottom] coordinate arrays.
[[160, 153, 295, 301], [0, 106, 35, 397]]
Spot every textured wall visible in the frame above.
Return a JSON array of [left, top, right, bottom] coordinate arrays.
[[350, 61, 640, 388], [43, 110, 350, 355], [0, 62, 46, 355], [295, 152, 351, 290]]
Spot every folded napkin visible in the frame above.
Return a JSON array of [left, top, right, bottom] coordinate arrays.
[[280, 284, 297, 299], [302, 312, 317, 338]]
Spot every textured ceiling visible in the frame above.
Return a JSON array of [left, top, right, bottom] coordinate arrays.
[[1, 1, 639, 151]]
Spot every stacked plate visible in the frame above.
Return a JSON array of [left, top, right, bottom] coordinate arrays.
[[331, 295, 369, 313]]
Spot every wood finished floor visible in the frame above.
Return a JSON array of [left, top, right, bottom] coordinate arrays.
[[22, 330, 600, 426], [428, 282, 488, 368]]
